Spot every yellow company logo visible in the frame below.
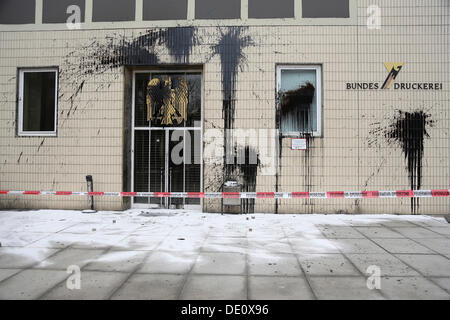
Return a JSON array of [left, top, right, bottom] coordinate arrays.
[[381, 62, 404, 89], [346, 62, 442, 91]]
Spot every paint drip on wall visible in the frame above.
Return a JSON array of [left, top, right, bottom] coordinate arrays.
[[62, 27, 198, 103], [208, 27, 255, 200], [208, 27, 256, 211], [369, 110, 434, 212], [232, 145, 260, 214]]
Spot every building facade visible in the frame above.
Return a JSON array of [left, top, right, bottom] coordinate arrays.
[[0, 0, 449, 214]]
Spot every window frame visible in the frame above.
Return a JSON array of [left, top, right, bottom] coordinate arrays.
[[17, 67, 59, 137], [276, 64, 322, 137]]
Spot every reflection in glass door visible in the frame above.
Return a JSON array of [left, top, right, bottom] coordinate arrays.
[[132, 71, 202, 209]]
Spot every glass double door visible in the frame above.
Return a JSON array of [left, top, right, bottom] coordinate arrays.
[[132, 71, 202, 209]]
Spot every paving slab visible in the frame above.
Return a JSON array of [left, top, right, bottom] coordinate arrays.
[[0, 269, 68, 300], [332, 239, 387, 254], [317, 226, 365, 239], [138, 251, 198, 274], [283, 226, 325, 239], [346, 253, 420, 277], [248, 276, 314, 300], [202, 237, 247, 253], [247, 227, 286, 239], [308, 276, 385, 300], [430, 277, 450, 293], [424, 227, 450, 236], [42, 271, 130, 300], [207, 226, 247, 238], [297, 253, 360, 276], [27, 233, 78, 249], [1, 210, 450, 300], [83, 250, 149, 272], [0, 232, 51, 247], [117, 235, 165, 251], [0, 268, 22, 282], [248, 252, 302, 276], [0, 247, 59, 269], [247, 238, 292, 254], [370, 238, 435, 254], [289, 239, 340, 254], [14, 221, 74, 234], [111, 274, 185, 300], [395, 254, 450, 277], [169, 227, 210, 238], [192, 252, 246, 275], [33, 248, 105, 270], [392, 227, 445, 239], [60, 223, 107, 234], [408, 238, 450, 255], [70, 234, 128, 249], [380, 276, 450, 300], [355, 227, 405, 238], [408, 219, 448, 227], [157, 236, 205, 252], [180, 275, 246, 300], [381, 221, 421, 228]]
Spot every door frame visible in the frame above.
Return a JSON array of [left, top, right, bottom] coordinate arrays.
[[130, 69, 204, 210]]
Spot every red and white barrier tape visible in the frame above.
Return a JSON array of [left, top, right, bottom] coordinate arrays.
[[0, 190, 449, 199]]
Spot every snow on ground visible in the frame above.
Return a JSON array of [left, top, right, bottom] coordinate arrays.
[[0, 209, 449, 299]]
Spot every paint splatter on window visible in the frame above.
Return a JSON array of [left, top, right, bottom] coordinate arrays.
[[278, 67, 319, 134]]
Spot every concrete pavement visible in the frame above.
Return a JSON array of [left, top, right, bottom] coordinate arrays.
[[0, 209, 449, 300]]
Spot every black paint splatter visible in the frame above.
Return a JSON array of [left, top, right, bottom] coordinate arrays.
[[209, 27, 254, 186], [210, 27, 253, 130], [231, 145, 260, 214], [370, 110, 434, 212], [163, 27, 198, 63], [280, 82, 315, 116], [62, 27, 199, 104]]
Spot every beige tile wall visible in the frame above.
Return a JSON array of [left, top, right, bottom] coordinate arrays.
[[0, 0, 449, 214]]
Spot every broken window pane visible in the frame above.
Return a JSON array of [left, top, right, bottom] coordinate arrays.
[[20, 69, 57, 134], [279, 68, 318, 134]]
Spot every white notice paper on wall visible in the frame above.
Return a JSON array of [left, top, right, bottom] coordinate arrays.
[[291, 138, 307, 150]]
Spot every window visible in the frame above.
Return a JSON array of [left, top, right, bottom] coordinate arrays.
[[43, 0, 85, 24], [248, 0, 294, 19], [92, 0, 135, 22], [195, 0, 241, 20], [18, 68, 58, 136], [0, 0, 35, 24], [143, 0, 188, 21], [302, 0, 349, 18], [277, 65, 322, 136]]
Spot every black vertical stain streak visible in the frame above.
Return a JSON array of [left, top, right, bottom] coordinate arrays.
[[303, 134, 314, 213], [209, 27, 254, 204], [233, 146, 260, 213], [369, 110, 434, 213], [210, 27, 253, 130], [275, 93, 282, 214], [164, 27, 198, 63], [37, 138, 45, 152], [276, 84, 316, 213], [17, 152, 23, 163]]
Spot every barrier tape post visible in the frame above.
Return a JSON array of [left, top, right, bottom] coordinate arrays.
[[83, 175, 96, 213]]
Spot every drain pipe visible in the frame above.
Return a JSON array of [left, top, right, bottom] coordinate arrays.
[[82, 175, 96, 213]]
